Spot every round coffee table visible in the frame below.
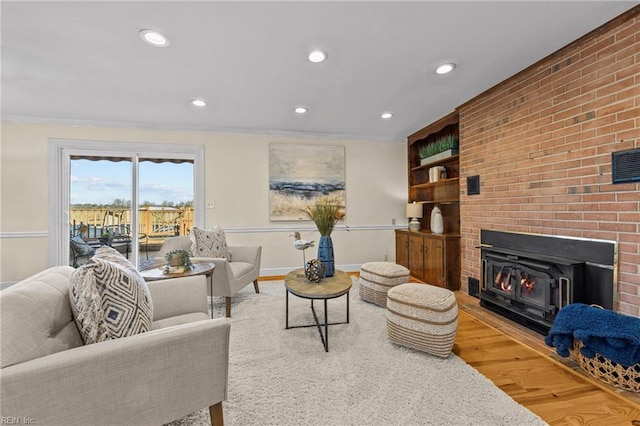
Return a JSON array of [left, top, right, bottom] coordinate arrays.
[[284, 268, 352, 352], [140, 262, 215, 317]]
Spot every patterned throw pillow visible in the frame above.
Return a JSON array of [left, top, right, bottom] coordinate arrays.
[[190, 225, 230, 259], [93, 245, 138, 272], [91, 246, 149, 305], [69, 257, 153, 345]]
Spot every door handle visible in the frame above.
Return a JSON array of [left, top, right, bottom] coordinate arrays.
[[481, 259, 487, 291], [559, 277, 570, 309]]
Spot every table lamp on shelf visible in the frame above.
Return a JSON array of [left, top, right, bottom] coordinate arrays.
[[406, 202, 423, 232]]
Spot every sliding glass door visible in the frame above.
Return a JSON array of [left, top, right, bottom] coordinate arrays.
[[138, 158, 195, 261], [49, 140, 204, 269], [69, 156, 134, 266]]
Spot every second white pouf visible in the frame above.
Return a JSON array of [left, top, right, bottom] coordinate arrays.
[[359, 262, 410, 307]]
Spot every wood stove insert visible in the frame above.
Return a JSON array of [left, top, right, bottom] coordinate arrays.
[[479, 230, 617, 335]]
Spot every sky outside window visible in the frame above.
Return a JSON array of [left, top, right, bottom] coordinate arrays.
[[70, 159, 193, 206]]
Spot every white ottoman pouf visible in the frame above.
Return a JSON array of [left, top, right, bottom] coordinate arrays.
[[359, 262, 410, 307], [386, 283, 458, 358]]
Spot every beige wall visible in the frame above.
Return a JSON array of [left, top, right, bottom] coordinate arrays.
[[0, 122, 407, 282]]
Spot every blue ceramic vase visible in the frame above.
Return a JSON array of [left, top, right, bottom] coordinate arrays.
[[317, 235, 335, 277]]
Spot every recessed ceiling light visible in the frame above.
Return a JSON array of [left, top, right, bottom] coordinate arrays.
[[139, 29, 171, 47], [436, 63, 456, 75], [294, 106, 308, 114], [308, 50, 327, 63], [381, 112, 393, 119], [190, 99, 207, 107]]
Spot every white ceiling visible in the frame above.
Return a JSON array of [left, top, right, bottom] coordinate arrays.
[[2, 1, 638, 142]]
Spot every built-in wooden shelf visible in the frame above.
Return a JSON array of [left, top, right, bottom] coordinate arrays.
[[410, 154, 460, 172], [410, 177, 459, 189]]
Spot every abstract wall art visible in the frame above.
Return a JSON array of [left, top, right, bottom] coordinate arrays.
[[269, 143, 345, 221]]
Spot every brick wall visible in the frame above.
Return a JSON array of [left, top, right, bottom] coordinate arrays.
[[458, 7, 640, 317]]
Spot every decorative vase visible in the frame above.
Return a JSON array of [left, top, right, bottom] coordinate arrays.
[[317, 235, 335, 277], [431, 206, 444, 234]]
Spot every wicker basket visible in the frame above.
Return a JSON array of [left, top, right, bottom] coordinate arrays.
[[573, 340, 640, 393]]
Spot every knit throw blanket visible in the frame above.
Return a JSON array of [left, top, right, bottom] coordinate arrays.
[[545, 303, 640, 368]]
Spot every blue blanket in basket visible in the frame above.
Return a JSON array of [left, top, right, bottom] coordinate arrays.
[[545, 303, 640, 368]]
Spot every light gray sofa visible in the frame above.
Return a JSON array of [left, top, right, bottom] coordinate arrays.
[[156, 236, 262, 317], [0, 265, 230, 426]]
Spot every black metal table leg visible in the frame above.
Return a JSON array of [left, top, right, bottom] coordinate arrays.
[[310, 300, 327, 351], [347, 293, 350, 323], [286, 290, 289, 329], [209, 276, 214, 319], [324, 299, 329, 352]]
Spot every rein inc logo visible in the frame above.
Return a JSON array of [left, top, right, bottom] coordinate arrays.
[[1, 418, 34, 424]]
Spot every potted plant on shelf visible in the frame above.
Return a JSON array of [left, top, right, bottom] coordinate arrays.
[[419, 134, 459, 166], [303, 197, 345, 277]]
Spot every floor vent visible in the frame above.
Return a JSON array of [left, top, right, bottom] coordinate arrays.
[[612, 148, 640, 184], [468, 277, 479, 298]]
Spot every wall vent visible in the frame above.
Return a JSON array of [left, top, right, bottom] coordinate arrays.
[[612, 148, 640, 184], [467, 175, 480, 195]]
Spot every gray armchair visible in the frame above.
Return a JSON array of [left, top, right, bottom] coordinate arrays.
[[0, 266, 230, 426], [156, 235, 262, 317]]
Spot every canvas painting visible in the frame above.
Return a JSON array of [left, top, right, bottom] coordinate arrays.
[[269, 143, 345, 221]]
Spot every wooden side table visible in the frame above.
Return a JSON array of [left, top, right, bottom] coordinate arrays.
[[284, 268, 352, 352], [140, 262, 215, 318]]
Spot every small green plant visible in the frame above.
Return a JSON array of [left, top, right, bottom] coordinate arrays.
[[418, 134, 459, 160], [164, 249, 193, 270]]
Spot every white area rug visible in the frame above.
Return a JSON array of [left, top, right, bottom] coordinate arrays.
[[167, 278, 547, 426]]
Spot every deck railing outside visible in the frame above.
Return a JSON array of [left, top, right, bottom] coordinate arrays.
[[70, 206, 194, 246]]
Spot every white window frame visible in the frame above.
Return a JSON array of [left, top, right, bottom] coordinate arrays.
[[48, 139, 205, 267]]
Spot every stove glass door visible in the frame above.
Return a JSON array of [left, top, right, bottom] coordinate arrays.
[[485, 256, 516, 298], [514, 264, 553, 312]]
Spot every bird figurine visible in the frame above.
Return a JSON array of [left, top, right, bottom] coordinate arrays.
[[291, 231, 314, 265]]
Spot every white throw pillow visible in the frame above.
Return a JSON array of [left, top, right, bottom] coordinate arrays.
[[69, 258, 153, 345], [190, 225, 230, 259]]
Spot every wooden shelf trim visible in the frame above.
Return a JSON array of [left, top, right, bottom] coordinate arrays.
[[396, 229, 460, 238], [408, 111, 459, 145], [415, 199, 460, 205], [410, 155, 460, 171], [410, 177, 459, 189]]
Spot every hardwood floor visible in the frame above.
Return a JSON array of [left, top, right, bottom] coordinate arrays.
[[455, 292, 640, 425]]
